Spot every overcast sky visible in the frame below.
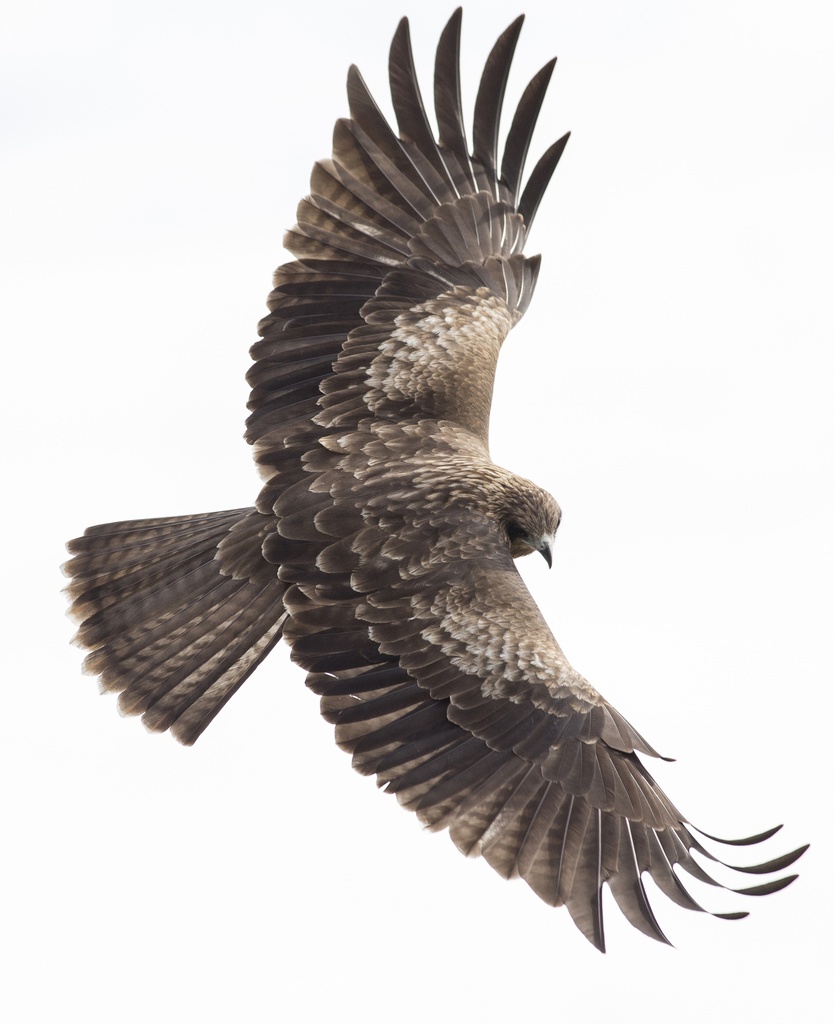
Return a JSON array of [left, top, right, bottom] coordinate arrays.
[[3, 0, 831, 1020]]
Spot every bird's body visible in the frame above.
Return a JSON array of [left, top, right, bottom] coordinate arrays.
[[65, 9, 805, 950]]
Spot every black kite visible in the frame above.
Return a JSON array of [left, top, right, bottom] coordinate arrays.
[[65, 10, 806, 950]]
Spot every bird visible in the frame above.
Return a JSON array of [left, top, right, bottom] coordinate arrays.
[[64, 8, 806, 951]]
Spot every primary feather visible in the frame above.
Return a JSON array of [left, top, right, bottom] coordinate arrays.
[[65, 9, 805, 950]]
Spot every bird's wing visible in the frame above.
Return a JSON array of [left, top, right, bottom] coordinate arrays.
[[275, 484, 805, 951], [244, 11, 805, 949], [245, 11, 568, 510]]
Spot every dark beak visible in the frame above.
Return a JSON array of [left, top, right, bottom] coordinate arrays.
[[540, 543, 552, 569]]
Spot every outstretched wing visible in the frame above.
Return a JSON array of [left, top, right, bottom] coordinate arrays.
[[273, 455, 805, 952], [245, 10, 568, 510], [251, 11, 805, 948]]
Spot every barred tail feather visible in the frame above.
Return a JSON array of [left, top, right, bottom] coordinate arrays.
[[64, 508, 285, 745]]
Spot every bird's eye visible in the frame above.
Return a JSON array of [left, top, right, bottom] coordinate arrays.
[[506, 521, 525, 544]]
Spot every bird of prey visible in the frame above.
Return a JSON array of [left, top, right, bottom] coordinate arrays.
[[65, 9, 805, 950]]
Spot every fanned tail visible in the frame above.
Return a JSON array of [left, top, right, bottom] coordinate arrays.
[[64, 508, 285, 744]]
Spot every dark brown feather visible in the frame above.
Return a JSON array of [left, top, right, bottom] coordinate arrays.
[[472, 15, 524, 194], [500, 58, 557, 204], [389, 18, 459, 195], [518, 131, 571, 232], [433, 9, 475, 193]]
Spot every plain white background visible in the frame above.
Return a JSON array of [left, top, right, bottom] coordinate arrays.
[[3, 0, 830, 1020]]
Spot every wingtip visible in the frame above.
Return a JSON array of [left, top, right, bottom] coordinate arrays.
[[503, 13, 526, 40], [735, 873, 800, 897], [693, 823, 785, 846], [721, 844, 809, 876], [517, 131, 571, 231], [445, 7, 463, 34]]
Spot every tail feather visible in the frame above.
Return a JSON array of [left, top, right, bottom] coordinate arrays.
[[66, 510, 254, 624], [65, 507, 285, 744]]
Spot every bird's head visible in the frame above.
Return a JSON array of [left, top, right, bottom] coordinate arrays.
[[504, 482, 561, 567]]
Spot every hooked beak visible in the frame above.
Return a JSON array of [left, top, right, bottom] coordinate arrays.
[[537, 533, 556, 569]]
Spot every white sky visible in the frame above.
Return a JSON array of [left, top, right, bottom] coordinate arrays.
[[2, 0, 831, 1020]]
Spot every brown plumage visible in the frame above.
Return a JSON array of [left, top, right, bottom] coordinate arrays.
[[64, 9, 806, 951]]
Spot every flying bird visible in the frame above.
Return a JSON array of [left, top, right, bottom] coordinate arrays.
[[65, 9, 806, 950]]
